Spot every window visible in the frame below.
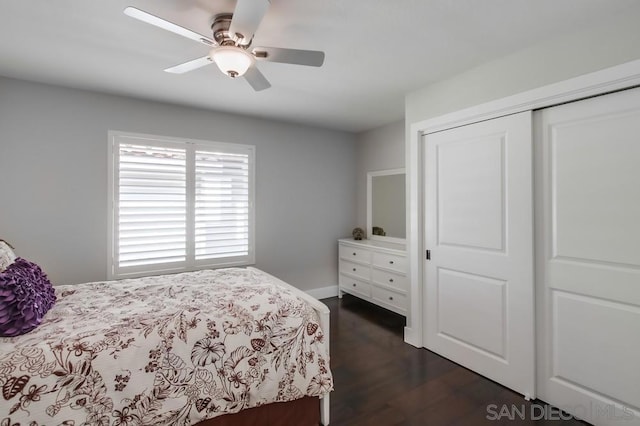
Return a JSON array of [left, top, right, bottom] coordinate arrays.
[[108, 131, 254, 279]]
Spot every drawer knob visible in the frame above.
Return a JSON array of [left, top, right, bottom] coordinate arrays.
[[352, 283, 357, 287], [389, 296, 394, 301], [389, 260, 394, 264], [352, 252, 357, 256], [389, 278, 394, 283], [352, 268, 356, 272]]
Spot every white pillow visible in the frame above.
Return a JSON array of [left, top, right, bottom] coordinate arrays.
[[0, 240, 16, 272]]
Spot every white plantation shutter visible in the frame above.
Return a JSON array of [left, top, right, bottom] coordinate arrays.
[[195, 150, 250, 260], [109, 132, 254, 279], [117, 143, 187, 268]]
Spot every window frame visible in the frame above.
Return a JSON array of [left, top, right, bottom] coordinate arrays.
[[107, 130, 255, 280]]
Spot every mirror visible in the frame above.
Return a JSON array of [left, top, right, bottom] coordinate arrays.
[[367, 168, 406, 243]]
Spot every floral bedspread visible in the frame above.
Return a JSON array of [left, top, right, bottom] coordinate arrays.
[[0, 267, 332, 425]]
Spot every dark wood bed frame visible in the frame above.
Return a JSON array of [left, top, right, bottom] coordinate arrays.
[[196, 396, 320, 426]]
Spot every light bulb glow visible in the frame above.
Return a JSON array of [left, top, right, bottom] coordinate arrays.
[[210, 47, 254, 78]]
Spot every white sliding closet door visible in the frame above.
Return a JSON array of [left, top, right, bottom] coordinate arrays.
[[536, 87, 640, 425], [424, 111, 535, 398]]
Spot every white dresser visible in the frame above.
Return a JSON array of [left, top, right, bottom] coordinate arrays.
[[338, 238, 408, 315]]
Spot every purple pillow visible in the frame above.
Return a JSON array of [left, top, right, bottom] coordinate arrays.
[[0, 257, 56, 337]]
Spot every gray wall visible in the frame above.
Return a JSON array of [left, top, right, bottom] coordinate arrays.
[[355, 120, 404, 235], [0, 77, 357, 291], [406, 10, 640, 125]]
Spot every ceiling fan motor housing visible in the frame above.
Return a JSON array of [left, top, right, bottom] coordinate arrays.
[[211, 13, 247, 47]]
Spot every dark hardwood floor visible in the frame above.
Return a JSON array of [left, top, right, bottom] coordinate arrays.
[[325, 295, 588, 426]]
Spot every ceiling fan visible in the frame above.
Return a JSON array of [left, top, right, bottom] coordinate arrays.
[[124, 1, 325, 91]]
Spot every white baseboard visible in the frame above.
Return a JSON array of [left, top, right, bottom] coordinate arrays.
[[306, 285, 339, 300]]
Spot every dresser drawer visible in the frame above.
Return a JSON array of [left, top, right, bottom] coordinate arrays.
[[372, 286, 407, 313], [339, 259, 370, 280], [339, 244, 372, 264], [372, 268, 407, 291], [340, 274, 371, 298], [372, 251, 407, 273]]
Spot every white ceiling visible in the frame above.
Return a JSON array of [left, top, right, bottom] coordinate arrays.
[[1, 0, 639, 132]]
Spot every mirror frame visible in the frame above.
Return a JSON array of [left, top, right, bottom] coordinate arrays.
[[367, 168, 406, 244]]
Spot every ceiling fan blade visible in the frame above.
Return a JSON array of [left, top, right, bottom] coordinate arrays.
[[165, 56, 213, 74], [228, 0, 270, 45], [252, 47, 324, 67], [244, 66, 271, 91], [124, 7, 215, 47]]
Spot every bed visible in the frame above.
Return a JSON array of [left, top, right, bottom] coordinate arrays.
[[0, 266, 332, 425]]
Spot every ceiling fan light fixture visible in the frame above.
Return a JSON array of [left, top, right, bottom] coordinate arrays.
[[210, 46, 254, 78]]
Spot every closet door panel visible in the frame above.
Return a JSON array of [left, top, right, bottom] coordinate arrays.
[[437, 268, 506, 357], [537, 86, 640, 425], [553, 292, 640, 408], [437, 134, 505, 251], [424, 111, 535, 398], [552, 117, 640, 265]]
